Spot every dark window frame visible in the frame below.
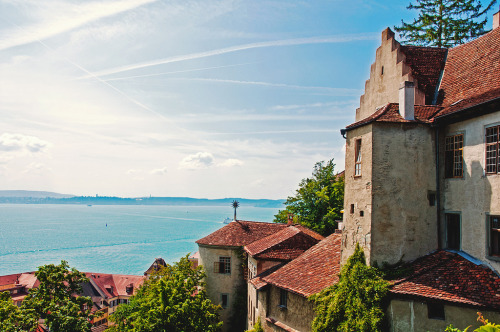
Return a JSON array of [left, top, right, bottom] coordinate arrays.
[[427, 302, 445, 320], [486, 126, 499, 174], [279, 288, 287, 309], [221, 293, 229, 309], [214, 256, 231, 274], [489, 215, 500, 257], [354, 139, 362, 177], [445, 134, 464, 178], [445, 213, 461, 250]]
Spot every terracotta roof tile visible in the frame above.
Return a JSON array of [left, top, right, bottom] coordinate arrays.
[[262, 233, 342, 297], [435, 87, 500, 118], [196, 220, 287, 247], [389, 250, 500, 310], [85, 273, 144, 298], [438, 27, 500, 107], [401, 46, 448, 104], [244, 225, 323, 261]]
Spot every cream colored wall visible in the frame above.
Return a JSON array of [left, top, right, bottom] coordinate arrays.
[[342, 124, 374, 264], [247, 282, 259, 329], [370, 123, 437, 265], [198, 245, 244, 331], [440, 112, 500, 272], [356, 28, 425, 122], [387, 299, 500, 332], [262, 286, 315, 332]]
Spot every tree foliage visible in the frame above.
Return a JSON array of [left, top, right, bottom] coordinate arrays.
[[108, 255, 222, 332], [310, 244, 389, 332], [395, 0, 497, 47], [0, 292, 38, 332], [246, 317, 264, 332], [273, 159, 344, 236], [446, 312, 500, 332], [22, 260, 95, 332]]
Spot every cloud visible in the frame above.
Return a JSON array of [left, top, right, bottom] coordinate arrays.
[[179, 152, 214, 170], [150, 166, 168, 175], [80, 33, 379, 78], [23, 162, 51, 174], [0, 133, 51, 153], [0, 0, 157, 51], [218, 159, 243, 167]]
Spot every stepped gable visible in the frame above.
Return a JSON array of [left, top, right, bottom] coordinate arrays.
[[262, 233, 342, 297], [196, 220, 287, 247], [244, 225, 324, 261], [400, 46, 447, 104], [86, 272, 144, 298], [346, 103, 442, 130], [390, 250, 500, 310], [438, 27, 500, 109]]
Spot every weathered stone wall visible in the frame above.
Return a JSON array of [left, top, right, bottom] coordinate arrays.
[[440, 112, 500, 272], [262, 286, 315, 332], [197, 245, 243, 331], [342, 124, 374, 264], [370, 123, 437, 265], [247, 282, 259, 330], [356, 28, 425, 122], [387, 299, 500, 332]]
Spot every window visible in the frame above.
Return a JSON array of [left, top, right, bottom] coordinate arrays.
[[489, 215, 500, 256], [445, 134, 463, 178], [214, 256, 231, 274], [445, 213, 461, 250], [350, 204, 355, 214], [427, 302, 445, 320], [221, 294, 228, 308], [354, 139, 362, 176], [427, 191, 436, 206], [279, 289, 287, 308], [486, 126, 499, 174]]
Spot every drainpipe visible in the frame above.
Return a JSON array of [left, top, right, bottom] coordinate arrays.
[[435, 126, 441, 249]]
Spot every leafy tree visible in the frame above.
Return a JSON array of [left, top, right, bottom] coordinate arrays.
[[273, 159, 344, 235], [246, 317, 264, 332], [395, 0, 497, 47], [310, 244, 389, 332], [446, 312, 500, 331], [0, 292, 38, 332], [108, 255, 222, 332], [22, 260, 95, 332]]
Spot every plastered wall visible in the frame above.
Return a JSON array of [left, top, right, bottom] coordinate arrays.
[[440, 112, 500, 272], [387, 299, 500, 332]]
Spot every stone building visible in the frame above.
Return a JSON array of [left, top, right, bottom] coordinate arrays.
[[195, 220, 287, 331], [341, 10, 500, 330]]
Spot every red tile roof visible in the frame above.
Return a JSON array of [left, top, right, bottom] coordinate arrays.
[[390, 250, 500, 310], [196, 220, 287, 247], [86, 273, 144, 298], [144, 257, 167, 275], [262, 233, 342, 297], [244, 225, 323, 261], [346, 103, 442, 130], [438, 27, 500, 107], [401, 46, 448, 104]]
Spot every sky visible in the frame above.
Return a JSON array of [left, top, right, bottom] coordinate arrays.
[[1, 1, 498, 199]]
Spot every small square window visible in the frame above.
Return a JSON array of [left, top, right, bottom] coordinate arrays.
[[350, 204, 355, 214], [428, 191, 436, 206], [360, 210, 364, 217], [427, 302, 445, 320], [221, 294, 229, 308], [214, 256, 231, 274]]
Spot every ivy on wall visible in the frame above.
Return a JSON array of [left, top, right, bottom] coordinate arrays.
[[310, 244, 389, 332]]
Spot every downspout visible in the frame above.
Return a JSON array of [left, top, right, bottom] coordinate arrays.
[[435, 126, 442, 249]]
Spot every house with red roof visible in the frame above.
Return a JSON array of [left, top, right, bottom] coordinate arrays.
[[341, 9, 500, 331], [196, 219, 289, 331], [243, 222, 324, 330]]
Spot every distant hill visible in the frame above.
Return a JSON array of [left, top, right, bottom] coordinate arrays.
[[0, 192, 285, 208], [0, 190, 74, 198]]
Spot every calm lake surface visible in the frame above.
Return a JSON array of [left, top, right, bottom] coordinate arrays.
[[0, 204, 280, 276]]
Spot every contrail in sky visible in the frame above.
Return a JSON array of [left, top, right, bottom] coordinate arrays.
[[80, 33, 378, 79]]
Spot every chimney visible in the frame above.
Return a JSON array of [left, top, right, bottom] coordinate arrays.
[[494, 10, 500, 30], [399, 81, 415, 120], [287, 213, 294, 226]]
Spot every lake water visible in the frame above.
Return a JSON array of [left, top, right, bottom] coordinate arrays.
[[0, 204, 280, 276]]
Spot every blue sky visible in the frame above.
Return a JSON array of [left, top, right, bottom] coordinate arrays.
[[0, 0, 497, 199]]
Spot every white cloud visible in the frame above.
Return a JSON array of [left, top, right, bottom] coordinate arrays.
[[150, 166, 168, 175], [23, 162, 51, 174], [0, 0, 157, 51], [179, 152, 214, 170], [126, 169, 142, 175], [218, 159, 243, 167], [0, 133, 51, 153]]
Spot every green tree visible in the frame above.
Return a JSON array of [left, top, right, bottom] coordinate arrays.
[[310, 244, 389, 332], [273, 159, 344, 235], [246, 317, 264, 332], [22, 260, 95, 332], [395, 0, 497, 47], [446, 312, 500, 331], [108, 255, 222, 332], [0, 292, 38, 332]]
